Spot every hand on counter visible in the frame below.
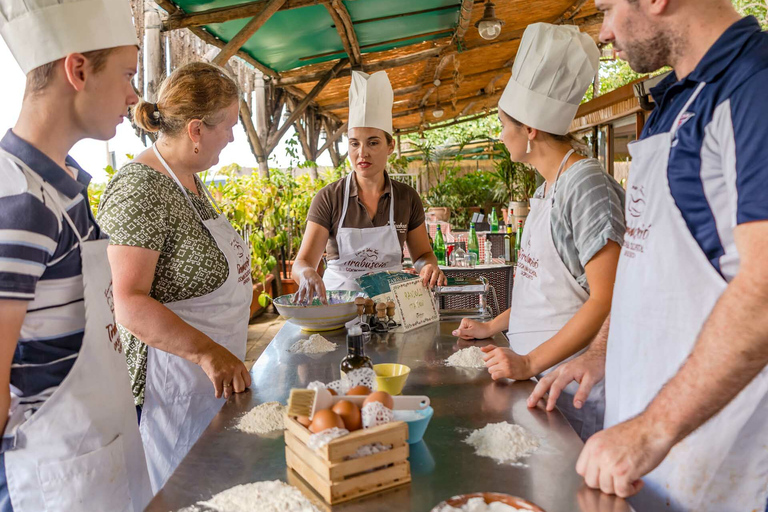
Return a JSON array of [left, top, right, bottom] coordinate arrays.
[[526, 345, 605, 412], [419, 263, 446, 289], [452, 318, 492, 340], [481, 345, 534, 381], [198, 343, 252, 399], [293, 269, 327, 305], [577, 414, 672, 498]]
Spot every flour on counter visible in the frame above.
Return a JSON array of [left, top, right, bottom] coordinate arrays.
[[288, 334, 337, 354], [437, 497, 526, 512], [464, 422, 540, 464], [446, 346, 487, 368], [234, 402, 285, 434], [197, 480, 320, 512]]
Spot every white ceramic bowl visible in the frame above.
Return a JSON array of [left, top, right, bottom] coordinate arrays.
[[273, 290, 365, 332]]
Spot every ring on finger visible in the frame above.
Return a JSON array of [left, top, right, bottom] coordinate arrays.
[[223, 382, 232, 388]]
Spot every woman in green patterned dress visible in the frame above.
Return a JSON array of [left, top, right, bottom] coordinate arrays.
[[97, 62, 253, 491]]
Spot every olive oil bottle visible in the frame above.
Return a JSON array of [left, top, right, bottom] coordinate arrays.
[[340, 325, 373, 377]]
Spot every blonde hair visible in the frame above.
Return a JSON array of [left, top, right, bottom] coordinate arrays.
[[133, 62, 240, 136]]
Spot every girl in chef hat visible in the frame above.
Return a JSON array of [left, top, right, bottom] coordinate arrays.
[[454, 23, 626, 441]]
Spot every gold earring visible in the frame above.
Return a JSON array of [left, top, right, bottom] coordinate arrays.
[[194, 145, 199, 154]]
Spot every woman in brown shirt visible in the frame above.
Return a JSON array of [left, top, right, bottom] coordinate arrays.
[[292, 71, 445, 302]]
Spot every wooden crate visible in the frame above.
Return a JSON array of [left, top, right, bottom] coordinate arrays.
[[284, 415, 411, 504]]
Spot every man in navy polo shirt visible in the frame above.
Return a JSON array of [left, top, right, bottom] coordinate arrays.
[[0, 0, 152, 509], [528, 0, 768, 509]]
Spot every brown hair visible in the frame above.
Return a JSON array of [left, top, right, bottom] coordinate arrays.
[[499, 108, 586, 152], [133, 62, 240, 136], [25, 48, 115, 98]]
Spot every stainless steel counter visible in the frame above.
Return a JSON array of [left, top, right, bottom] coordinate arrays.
[[146, 321, 632, 512]]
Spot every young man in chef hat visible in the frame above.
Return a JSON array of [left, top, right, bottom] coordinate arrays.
[[0, 0, 152, 510]]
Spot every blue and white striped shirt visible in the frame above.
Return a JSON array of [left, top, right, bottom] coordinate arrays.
[[0, 129, 103, 431], [644, 16, 768, 281]]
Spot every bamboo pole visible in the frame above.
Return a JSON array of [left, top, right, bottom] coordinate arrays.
[[144, 9, 164, 102], [324, 0, 361, 67], [239, 99, 269, 177]]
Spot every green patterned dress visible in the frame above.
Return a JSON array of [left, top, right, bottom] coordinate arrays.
[[97, 162, 229, 406]]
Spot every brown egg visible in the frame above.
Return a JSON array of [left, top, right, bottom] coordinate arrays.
[[347, 385, 371, 396], [296, 415, 311, 428], [332, 400, 362, 431], [363, 391, 394, 410], [309, 409, 345, 433], [328, 388, 337, 396]]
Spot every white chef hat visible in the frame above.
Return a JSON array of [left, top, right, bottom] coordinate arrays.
[[499, 23, 599, 135], [348, 70, 394, 135], [0, 0, 139, 75]]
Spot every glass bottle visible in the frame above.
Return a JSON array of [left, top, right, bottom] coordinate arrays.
[[504, 225, 513, 264], [489, 207, 499, 232], [434, 225, 446, 266], [514, 219, 524, 264], [468, 223, 480, 262], [340, 325, 373, 377]]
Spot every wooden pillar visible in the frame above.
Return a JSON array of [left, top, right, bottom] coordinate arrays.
[[253, 70, 268, 144], [606, 124, 615, 176], [396, 134, 401, 157], [144, 9, 164, 102], [635, 111, 646, 140]]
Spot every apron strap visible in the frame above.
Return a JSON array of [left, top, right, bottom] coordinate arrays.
[[152, 144, 214, 224], [549, 148, 576, 206], [670, 82, 706, 139], [0, 148, 84, 244], [339, 172, 353, 230]]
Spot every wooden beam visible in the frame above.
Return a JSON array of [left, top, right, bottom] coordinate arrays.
[[556, 0, 590, 23], [299, 29, 452, 62], [267, 58, 349, 153], [419, 87, 436, 107], [484, 73, 503, 95], [317, 121, 347, 156], [452, 0, 474, 43], [211, 0, 287, 66], [323, 0, 362, 67], [163, 0, 323, 31], [397, 109, 497, 135], [393, 89, 501, 120], [458, 101, 476, 117]]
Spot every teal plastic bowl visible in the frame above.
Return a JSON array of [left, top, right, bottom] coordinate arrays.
[[394, 406, 434, 444]]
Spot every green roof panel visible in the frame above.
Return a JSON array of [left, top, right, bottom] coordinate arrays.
[[172, 0, 461, 72]]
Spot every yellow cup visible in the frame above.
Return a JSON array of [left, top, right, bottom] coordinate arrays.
[[374, 363, 411, 396]]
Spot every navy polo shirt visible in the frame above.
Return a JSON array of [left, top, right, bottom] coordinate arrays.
[[642, 16, 768, 281], [0, 129, 104, 442]]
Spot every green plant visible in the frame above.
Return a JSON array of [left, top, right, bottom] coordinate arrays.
[[489, 143, 538, 203]]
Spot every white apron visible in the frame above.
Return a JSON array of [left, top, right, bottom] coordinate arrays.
[[322, 172, 403, 291], [605, 83, 768, 511], [508, 150, 605, 441], [140, 145, 252, 492], [1, 152, 152, 512]]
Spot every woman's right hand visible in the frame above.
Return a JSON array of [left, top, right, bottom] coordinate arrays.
[[452, 318, 492, 340], [198, 343, 251, 399], [293, 268, 327, 305]]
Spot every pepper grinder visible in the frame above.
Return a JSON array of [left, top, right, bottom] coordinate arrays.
[[386, 301, 398, 329], [374, 302, 388, 332], [354, 297, 366, 323]]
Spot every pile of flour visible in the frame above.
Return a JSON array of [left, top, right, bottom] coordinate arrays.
[[288, 334, 337, 354], [446, 346, 486, 368], [234, 402, 285, 434], [197, 480, 319, 512], [464, 422, 540, 464], [436, 497, 526, 512]]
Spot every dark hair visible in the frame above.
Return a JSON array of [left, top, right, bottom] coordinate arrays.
[[25, 48, 116, 97], [133, 62, 240, 136], [385, 132, 394, 146], [499, 108, 586, 151]]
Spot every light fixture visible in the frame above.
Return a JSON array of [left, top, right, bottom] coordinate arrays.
[[475, 1, 504, 41], [432, 102, 444, 119]]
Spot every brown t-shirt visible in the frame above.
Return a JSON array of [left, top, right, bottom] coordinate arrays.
[[306, 172, 426, 262]]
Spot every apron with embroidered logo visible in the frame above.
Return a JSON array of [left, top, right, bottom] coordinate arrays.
[[322, 172, 403, 292], [605, 83, 768, 511], [139, 145, 252, 491]]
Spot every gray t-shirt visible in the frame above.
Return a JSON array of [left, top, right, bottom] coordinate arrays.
[[534, 158, 625, 292]]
